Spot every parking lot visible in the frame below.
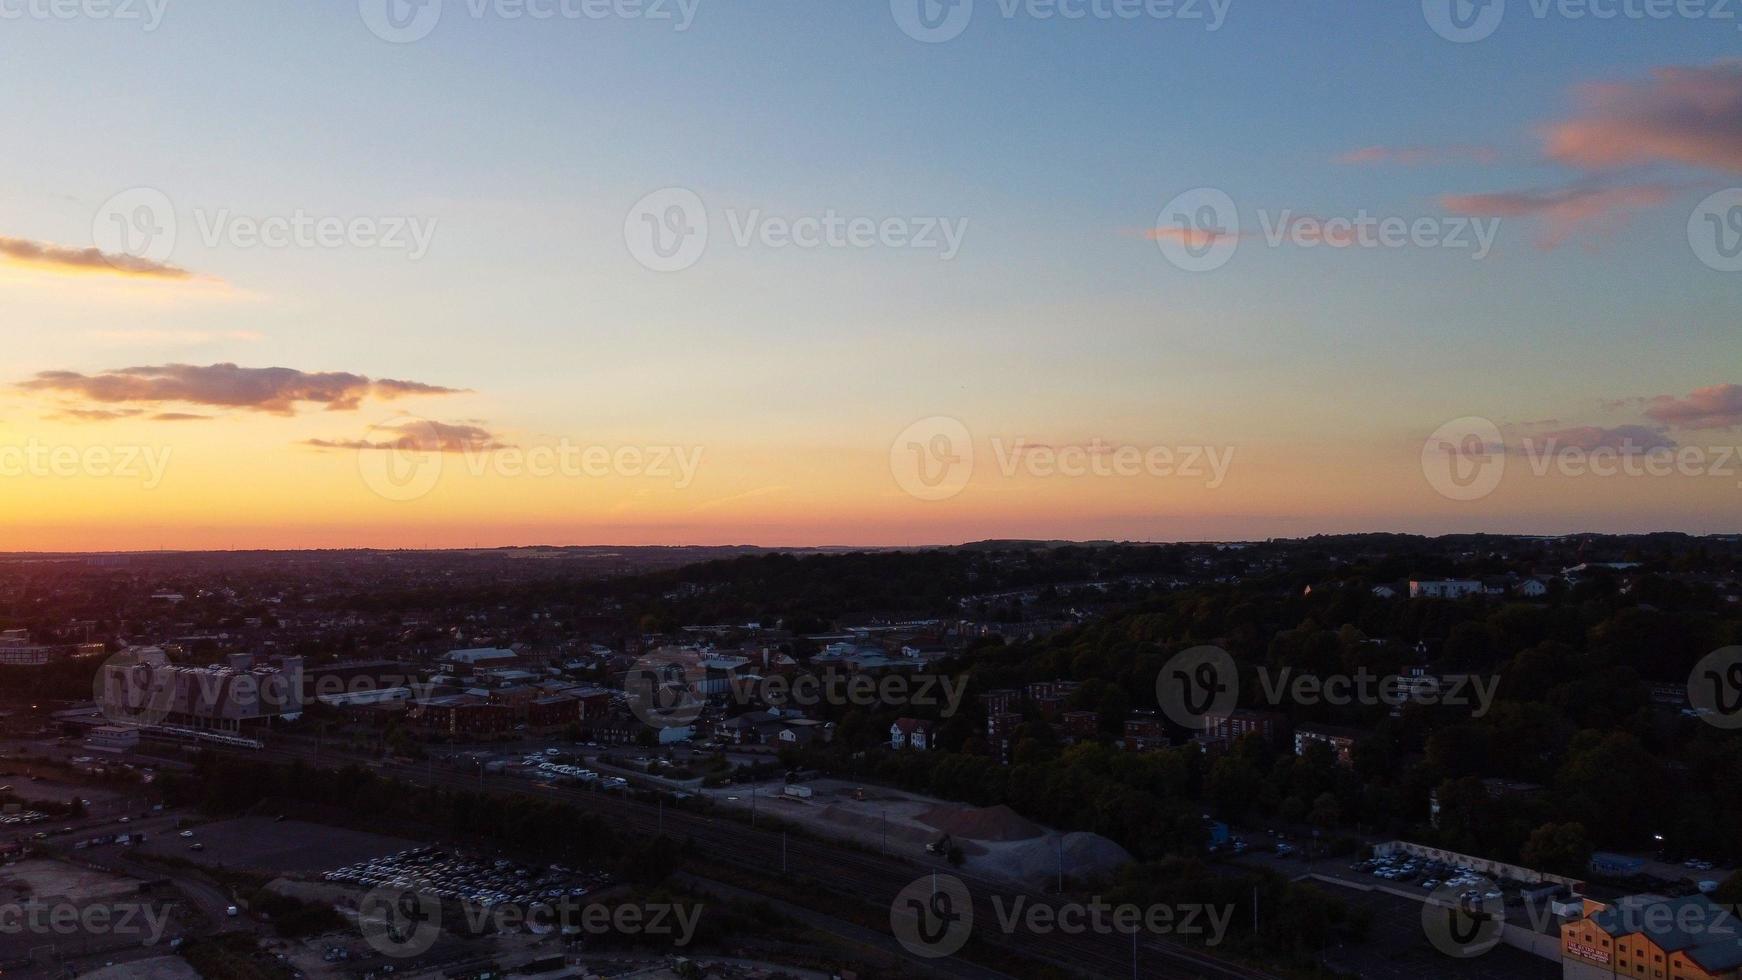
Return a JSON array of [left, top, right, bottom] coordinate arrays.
[[1320, 887, 1559, 979], [323, 847, 613, 910]]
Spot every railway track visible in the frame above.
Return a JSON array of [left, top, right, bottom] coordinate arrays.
[[225, 742, 1279, 980]]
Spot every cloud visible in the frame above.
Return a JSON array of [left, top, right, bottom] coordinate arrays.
[[0, 235, 192, 280], [1337, 145, 1498, 166], [1544, 61, 1742, 173], [1523, 424, 1676, 454], [149, 412, 213, 422], [305, 419, 509, 454], [51, 408, 145, 422], [1144, 226, 1245, 248], [19, 363, 466, 415], [1643, 383, 1742, 429], [1441, 181, 1673, 248]]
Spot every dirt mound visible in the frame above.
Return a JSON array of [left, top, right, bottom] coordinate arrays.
[[918, 804, 1045, 842], [993, 832, 1133, 885]]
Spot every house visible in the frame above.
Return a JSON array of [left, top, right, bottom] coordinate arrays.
[[1515, 578, 1550, 598], [890, 718, 935, 751], [776, 720, 833, 749]]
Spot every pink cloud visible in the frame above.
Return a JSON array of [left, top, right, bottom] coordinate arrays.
[[1144, 226, 1244, 249], [1544, 62, 1742, 173], [1643, 383, 1742, 429], [1440, 182, 1672, 248], [1336, 145, 1498, 166]]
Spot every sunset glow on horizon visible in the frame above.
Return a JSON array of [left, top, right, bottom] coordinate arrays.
[[4, 4, 1740, 550]]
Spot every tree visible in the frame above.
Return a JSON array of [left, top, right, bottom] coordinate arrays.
[[1309, 792, 1342, 835], [1521, 822, 1593, 877]]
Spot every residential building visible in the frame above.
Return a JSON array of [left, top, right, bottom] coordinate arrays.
[[1294, 723, 1363, 766], [1059, 710, 1100, 741], [1203, 709, 1290, 747], [1124, 712, 1166, 753], [890, 717, 935, 751], [1409, 580, 1485, 599], [986, 710, 1022, 763], [407, 695, 517, 739]]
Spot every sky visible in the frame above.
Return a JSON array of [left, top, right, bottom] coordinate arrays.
[[1, 0, 1739, 550]]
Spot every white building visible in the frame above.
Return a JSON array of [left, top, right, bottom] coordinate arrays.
[[890, 718, 934, 751], [85, 725, 141, 753], [1409, 580, 1484, 599], [0, 631, 52, 667], [100, 649, 304, 734]]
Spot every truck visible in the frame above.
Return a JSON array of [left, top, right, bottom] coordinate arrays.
[[783, 785, 813, 800]]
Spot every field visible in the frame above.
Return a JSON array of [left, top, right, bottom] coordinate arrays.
[[136, 817, 418, 875]]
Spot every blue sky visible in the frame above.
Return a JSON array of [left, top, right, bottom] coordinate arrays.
[[0, 0, 1738, 547]]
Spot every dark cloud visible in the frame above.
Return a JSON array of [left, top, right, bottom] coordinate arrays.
[[20, 363, 466, 415], [305, 419, 509, 454], [1526, 425, 1677, 454]]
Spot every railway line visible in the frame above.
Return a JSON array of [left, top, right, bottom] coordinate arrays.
[[216, 741, 1281, 980]]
